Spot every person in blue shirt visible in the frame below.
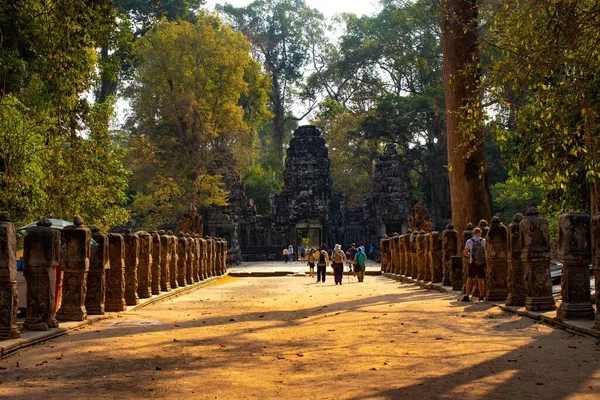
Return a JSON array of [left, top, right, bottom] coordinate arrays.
[[355, 246, 368, 282]]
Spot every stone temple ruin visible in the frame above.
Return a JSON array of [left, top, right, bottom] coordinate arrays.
[[202, 125, 416, 261]]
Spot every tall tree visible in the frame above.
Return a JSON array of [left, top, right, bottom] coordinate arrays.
[[218, 0, 324, 165], [482, 0, 600, 215], [125, 15, 271, 229], [0, 0, 130, 228], [441, 0, 492, 232]]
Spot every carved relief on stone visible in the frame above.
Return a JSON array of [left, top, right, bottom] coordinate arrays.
[[123, 230, 140, 306], [105, 233, 126, 312], [137, 231, 152, 299], [484, 216, 509, 301], [150, 232, 162, 295], [0, 212, 20, 338], [430, 231, 443, 283], [442, 224, 457, 286], [506, 214, 526, 306], [408, 201, 433, 232], [520, 207, 555, 311], [169, 232, 179, 289], [159, 231, 171, 292], [86, 226, 108, 315], [416, 231, 427, 281], [557, 213, 594, 320], [24, 218, 61, 330], [176, 234, 188, 287]]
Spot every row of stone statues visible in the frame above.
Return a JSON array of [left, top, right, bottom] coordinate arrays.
[[0, 213, 227, 340], [380, 207, 600, 329]]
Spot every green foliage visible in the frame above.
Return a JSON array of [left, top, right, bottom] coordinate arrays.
[[126, 15, 271, 229], [243, 164, 283, 215], [482, 0, 600, 213], [0, 1, 130, 230], [490, 176, 544, 224], [218, 0, 325, 164]]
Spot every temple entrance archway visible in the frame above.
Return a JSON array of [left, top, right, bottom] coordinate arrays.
[[296, 226, 321, 249]]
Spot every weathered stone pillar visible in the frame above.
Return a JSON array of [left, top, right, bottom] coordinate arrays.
[[150, 232, 161, 295], [185, 234, 195, 285], [461, 223, 474, 293], [380, 236, 390, 273], [450, 255, 463, 291], [409, 230, 418, 277], [423, 233, 433, 282], [521, 207, 556, 311], [416, 231, 427, 280], [398, 235, 406, 275], [199, 237, 207, 280], [391, 234, 399, 274], [176, 233, 188, 287], [123, 230, 139, 306], [23, 218, 60, 330], [0, 212, 19, 339], [222, 238, 228, 274], [159, 231, 171, 292], [169, 232, 179, 288], [105, 233, 126, 312], [395, 234, 403, 274], [206, 237, 215, 277], [442, 224, 458, 286], [484, 216, 509, 301], [556, 213, 594, 320], [430, 231, 443, 283], [402, 231, 412, 276], [506, 213, 526, 306], [56, 216, 90, 322], [137, 232, 152, 299], [216, 239, 223, 276], [192, 235, 200, 282], [86, 226, 108, 315], [592, 213, 600, 329]]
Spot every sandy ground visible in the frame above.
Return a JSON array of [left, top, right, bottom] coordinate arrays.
[[1, 273, 600, 400]]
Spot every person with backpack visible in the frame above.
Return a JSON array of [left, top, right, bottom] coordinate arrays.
[[346, 243, 358, 277], [355, 246, 367, 282], [314, 246, 329, 283], [282, 247, 289, 263], [332, 244, 347, 285], [307, 248, 316, 278], [461, 227, 486, 302]]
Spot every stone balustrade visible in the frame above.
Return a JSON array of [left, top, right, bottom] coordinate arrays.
[[0, 212, 228, 337]]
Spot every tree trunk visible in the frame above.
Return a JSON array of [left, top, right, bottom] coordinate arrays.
[[96, 46, 118, 104], [269, 75, 285, 166], [441, 0, 493, 233]]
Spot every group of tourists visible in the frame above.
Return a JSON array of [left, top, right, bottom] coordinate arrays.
[[301, 243, 368, 285]]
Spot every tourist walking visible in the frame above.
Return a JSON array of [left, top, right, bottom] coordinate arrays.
[[307, 248, 316, 277], [332, 244, 346, 285], [288, 245, 295, 262], [346, 243, 358, 277], [283, 247, 289, 263], [315, 246, 329, 283], [300, 245, 307, 261], [355, 246, 367, 282], [461, 227, 486, 302]]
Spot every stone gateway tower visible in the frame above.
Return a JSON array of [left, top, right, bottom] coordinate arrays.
[[271, 125, 343, 249]]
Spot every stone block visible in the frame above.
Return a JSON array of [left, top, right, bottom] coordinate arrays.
[[150, 232, 162, 295], [159, 231, 171, 292], [442, 224, 457, 286], [86, 226, 108, 315], [506, 214, 526, 306], [105, 233, 126, 312], [484, 216, 509, 301], [123, 231, 139, 306], [169, 233, 179, 288], [0, 212, 20, 339], [137, 232, 152, 299]]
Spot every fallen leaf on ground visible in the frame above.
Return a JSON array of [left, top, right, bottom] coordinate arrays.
[[370, 367, 379, 371], [296, 353, 304, 357], [277, 355, 286, 360]]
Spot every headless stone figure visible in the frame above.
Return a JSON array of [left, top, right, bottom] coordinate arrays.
[[176, 233, 188, 287], [169, 232, 179, 289], [0, 212, 20, 339], [123, 230, 140, 306], [430, 231, 443, 283], [150, 232, 162, 295], [185, 234, 194, 285], [557, 213, 594, 320], [484, 216, 509, 302], [159, 230, 171, 292], [521, 207, 555, 312], [199, 238, 207, 280], [442, 224, 458, 286], [23, 218, 60, 330], [506, 214, 526, 306], [137, 231, 152, 299], [57, 216, 91, 322], [105, 233, 126, 312], [192, 235, 201, 282], [86, 226, 109, 315]]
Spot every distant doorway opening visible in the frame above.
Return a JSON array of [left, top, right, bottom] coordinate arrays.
[[297, 227, 321, 250]]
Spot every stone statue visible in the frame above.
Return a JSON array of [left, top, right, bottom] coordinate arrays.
[[86, 226, 109, 315], [0, 212, 20, 339]]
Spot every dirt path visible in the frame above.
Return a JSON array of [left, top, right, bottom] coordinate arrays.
[[1, 275, 599, 399]]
